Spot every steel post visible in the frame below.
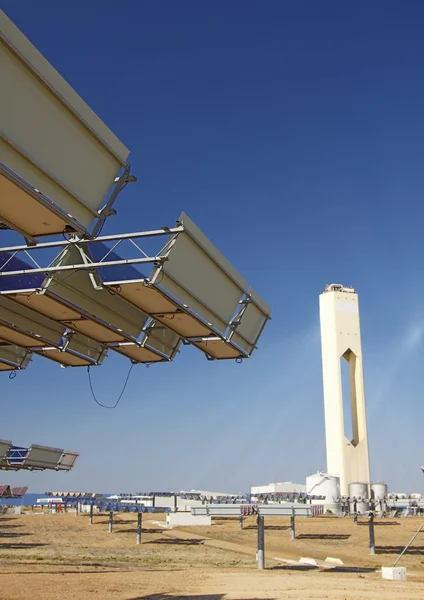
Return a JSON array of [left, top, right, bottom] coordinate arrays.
[[290, 510, 296, 540], [137, 511, 142, 545], [368, 512, 375, 554], [108, 510, 113, 534], [257, 515, 265, 570], [89, 503, 94, 525], [239, 514, 243, 530]]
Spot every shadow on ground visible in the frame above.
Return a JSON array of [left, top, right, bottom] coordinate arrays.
[[296, 534, 351, 540], [272, 565, 376, 574], [0, 543, 48, 549], [272, 564, 317, 571], [0, 518, 18, 522], [245, 525, 290, 531], [325, 567, 377, 573], [115, 528, 165, 535], [357, 521, 400, 527], [144, 538, 204, 546], [0, 532, 33, 538], [375, 545, 424, 555], [128, 595, 274, 600]]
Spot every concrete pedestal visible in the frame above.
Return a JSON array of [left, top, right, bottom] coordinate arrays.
[[382, 567, 407, 581]]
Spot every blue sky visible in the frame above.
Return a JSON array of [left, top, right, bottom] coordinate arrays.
[[2, 1, 424, 494]]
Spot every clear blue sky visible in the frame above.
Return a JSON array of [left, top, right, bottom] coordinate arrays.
[[2, 1, 424, 494]]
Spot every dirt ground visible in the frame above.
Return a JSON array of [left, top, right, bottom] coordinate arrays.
[[0, 511, 424, 600]]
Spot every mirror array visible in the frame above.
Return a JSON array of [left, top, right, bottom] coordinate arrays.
[[0, 10, 271, 373], [0, 439, 79, 471], [0, 485, 28, 498]]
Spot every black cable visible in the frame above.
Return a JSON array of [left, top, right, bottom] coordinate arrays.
[[87, 363, 135, 409], [106, 284, 122, 296]]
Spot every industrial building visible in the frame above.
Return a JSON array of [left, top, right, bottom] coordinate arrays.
[[251, 482, 306, 496]]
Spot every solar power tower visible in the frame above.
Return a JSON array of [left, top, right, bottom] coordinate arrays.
[[319, 284, 371, 496], [0, 10, 271, 372]]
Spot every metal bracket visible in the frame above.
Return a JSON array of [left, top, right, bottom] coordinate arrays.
[[90, 164, 135, 238]]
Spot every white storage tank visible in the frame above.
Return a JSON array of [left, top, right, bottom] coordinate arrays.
[[306, 472, 341, 513], [371, 483, 388, 500], [348, 482, 369, 514]]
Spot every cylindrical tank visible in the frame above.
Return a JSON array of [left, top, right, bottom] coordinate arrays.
[[348, 482, 369, 514], [371, 483, 388, 500], [306, 472, 341, 513]]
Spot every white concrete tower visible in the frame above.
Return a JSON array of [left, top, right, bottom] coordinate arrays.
[[319, 284, 370, 496]]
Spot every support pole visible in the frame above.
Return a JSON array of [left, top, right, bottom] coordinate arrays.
[[393, 522, 424, 566], [368, 511, 375, 555], [257, 515, 265, 570], [290, 509, 296, 540], [76, 502, 79, 516], [239, 514, 243, 530], [136, 511, 142, 545], [108, 510, 113, 534], [353, 499, 358, 525], [89, 502, 94, 525]]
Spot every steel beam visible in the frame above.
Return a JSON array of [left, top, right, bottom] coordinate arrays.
[[0, 256, 167, 278], [0, 227, 184, 254], [191, 504, 312, 518]]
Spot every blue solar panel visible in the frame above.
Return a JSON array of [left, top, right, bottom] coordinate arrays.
[[86, 242, 148, 283], [6, 445, 29, 466], [0, 252, 44, 292]]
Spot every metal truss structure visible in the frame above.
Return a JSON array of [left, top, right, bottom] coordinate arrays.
[[0, 216, 270, 368], [0, 10, 271, 373]]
